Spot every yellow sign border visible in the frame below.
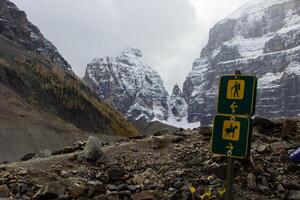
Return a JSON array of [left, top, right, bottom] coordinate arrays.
[[217, 74, 257, 116], [211, 114, 251, 159]]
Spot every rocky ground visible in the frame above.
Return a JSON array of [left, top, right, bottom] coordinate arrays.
[[0, 117, 299, 200]]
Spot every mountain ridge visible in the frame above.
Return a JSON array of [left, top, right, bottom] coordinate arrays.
[[84, 47, 170, 122], [0, 0, 138, 161], [183, 0, 300, 125]]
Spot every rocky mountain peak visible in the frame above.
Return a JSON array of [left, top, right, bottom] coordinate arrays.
[[171, 84, 182, 96], [121, 47, 142, 57], [0, 0, 71, 70], [169, 84, 188, 122], [84, 47, 169, 121], [183, 0, 300, 125]]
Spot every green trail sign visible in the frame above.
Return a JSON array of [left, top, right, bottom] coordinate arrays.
[[217, 75, 257, 116], [212, 114, 252, 159]]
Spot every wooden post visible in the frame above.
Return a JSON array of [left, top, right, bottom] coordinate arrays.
[[225, 70, 240, 200], [225, 157, 234, 200]]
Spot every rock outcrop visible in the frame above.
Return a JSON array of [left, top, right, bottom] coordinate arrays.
[[168, 84, 188, 121], [183, 0, 300, 125], [84, 47, 169, 121], [0, 0, 70, 70]]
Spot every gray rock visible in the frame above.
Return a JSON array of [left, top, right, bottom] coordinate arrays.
[[153, 129, 168, 136], [20, 153, 36, 161], [277, 184, 285, 193], [288, 190, 300, 200], [253, 117, 280, 134], [128, 185, 140, 192], [68, 185, 87, 198], [94, 194, 108, 200], [0, 185, 10, 197], [33, 181, 67, 200], [106, 164, 124, 181], [247, 173, 257, 190], [270, 141, 291, 151], [83, 136, 103, 162], [131, 191, 155, 200]]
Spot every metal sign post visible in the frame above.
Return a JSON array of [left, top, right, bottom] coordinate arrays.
[[211, 70, 257, 200]]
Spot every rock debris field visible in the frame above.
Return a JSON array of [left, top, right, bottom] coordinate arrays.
[[0, 117, 299, 200]]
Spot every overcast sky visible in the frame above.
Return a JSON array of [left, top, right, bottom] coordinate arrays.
[[12, 0, 248, 92]]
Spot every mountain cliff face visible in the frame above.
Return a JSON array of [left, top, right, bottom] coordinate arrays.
[[84, 47, 169, 121], [168, 84, 188, 121], [0, 0, 70, 70], [0, 0, 138, 161], [183, 0, 300, 125]]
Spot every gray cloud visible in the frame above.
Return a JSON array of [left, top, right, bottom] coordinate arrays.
[[11, 0, 248, 92]]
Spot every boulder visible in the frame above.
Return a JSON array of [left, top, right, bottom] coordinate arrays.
[[82, 136, 103, 162], [253, 116, 280, 135]]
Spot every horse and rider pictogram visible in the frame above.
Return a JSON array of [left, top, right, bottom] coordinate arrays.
[[222, 120, 240, 141], [226, 80, 245, 100]]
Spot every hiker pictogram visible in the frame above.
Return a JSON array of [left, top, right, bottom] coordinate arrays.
[[222, 120, 240, 141], [232, 82, 240, 98], [226, 80, 245, 100]]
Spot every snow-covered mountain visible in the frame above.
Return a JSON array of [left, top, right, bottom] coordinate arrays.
[[168, 84, 188, 121], [84, 47, 169, 121], [183, 0, 300, 125]]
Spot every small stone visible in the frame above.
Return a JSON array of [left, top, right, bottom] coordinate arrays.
[[20, 153, 36, 161], [132, 175, 144, 185], [0, 178, 8, 185], [0, 185, 10, 197], [106, 185, 118, 191], [17, 170, 28, 176], [270, 141, 291, 151], [18, 183, 29, 194], [0, 173, 10, 179], [153, 129, 168, 136], [128, 185, 140, 192], [198, 127, 211, 136], [151, 138, 165, 149], [258, 185, 270, 194], [69, 185, 87, 198], [117, 183, 128, 191], [88, 183, 106, 197], [106, 164, 124, 181], [287, 190, 300, 200], [63, 146, 74, 154], [257, 144, 270, 153], [33, 181, 67, 199], [57, 194, 71, 199], [262, 176, 269, 187], [131, 191, 155, 200], [95, 194, 108, 200], [247, 173, 257, 190], [60, 171, 68, 176], [277, 184, 285, 193]]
